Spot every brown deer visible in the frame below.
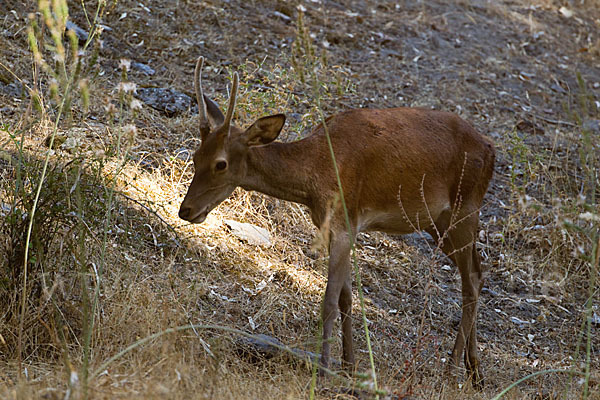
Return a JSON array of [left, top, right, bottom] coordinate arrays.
[[179, 57, 495, 387]]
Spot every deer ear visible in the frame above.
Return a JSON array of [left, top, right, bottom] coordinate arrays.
[[203, 94, 225, 128], [244, 114, 286, 146]]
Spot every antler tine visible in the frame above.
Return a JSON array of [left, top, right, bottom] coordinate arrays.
[[195, 56, 209, 132], [223, 71, 239, 131]]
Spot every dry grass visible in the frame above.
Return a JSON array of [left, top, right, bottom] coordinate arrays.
[[1, 0, 599, 399]]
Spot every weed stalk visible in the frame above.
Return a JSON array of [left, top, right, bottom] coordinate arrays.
[[292, 9, 379, 398]]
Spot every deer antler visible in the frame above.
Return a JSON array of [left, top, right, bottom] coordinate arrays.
[[195, 56, 210, 136], [222, 72, 239, 132]]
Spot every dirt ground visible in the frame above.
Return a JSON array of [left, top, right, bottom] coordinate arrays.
[[1, 0, 599, 399]]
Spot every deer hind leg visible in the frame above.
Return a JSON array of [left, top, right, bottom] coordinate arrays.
[[321, 230, 353, 373], [339, 275, 354, 370], [427, 208, 483, 388], [465, 248, 484, 388]]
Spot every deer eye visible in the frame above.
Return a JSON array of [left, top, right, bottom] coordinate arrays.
[[215, 160, 228, 172]]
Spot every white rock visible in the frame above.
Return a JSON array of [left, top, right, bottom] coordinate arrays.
[[224, 219, 272, 246]]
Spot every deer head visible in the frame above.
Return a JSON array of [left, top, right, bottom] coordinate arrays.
[[178, 57, 286, 223]]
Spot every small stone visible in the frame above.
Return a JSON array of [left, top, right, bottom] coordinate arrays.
[[272, 11, 291, 23], [135, 87, 194, 117], [237, 334, 283, 358], [224, 219, 272, 246], [66, 20, 89, 42], [132, 62, 156, 76], [582, 119, 599, 134]]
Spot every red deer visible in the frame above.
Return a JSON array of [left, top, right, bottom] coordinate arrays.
[[179, 57, 495, 387]]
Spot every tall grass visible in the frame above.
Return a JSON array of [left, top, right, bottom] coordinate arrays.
[[562, 74, 599, 400], [0, 1, 145, 397], [291, 9, 380, 398], [494, 73, 599, 398], [1, 1, 598, 399], [18, 0, 94, 382]]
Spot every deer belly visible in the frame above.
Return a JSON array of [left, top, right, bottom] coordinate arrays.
[[357, 209, 433, 235]]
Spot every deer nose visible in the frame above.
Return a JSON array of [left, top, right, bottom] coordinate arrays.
[[179, 206, 191, 220]]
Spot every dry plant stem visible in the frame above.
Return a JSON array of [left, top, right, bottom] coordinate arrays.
[[17, 79, 71, 377], [73, 8, 106, 395], [116, 191, 182, 243], [86, 179, 114, 354], [316, 102, 379, 394], [583, 235, 599, 398], [309, 308, 324, 400], [89, 324, 341, 381], [300, 11, 378, 390], [18, 0, 75, 368], [491, 369, 586, 400], [82, 126, 130, 394], [18, 0, 105, 388], [79, 0, 104, 29], [563, 261, 594, 398]]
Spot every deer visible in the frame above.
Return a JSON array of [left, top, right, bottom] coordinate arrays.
[[178, 57, 495, 388]]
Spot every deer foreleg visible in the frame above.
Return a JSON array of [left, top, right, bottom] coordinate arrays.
[[320, 231, 352, 373]]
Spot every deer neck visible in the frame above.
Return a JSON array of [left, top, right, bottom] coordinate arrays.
[[241, 141, 314, 207]]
